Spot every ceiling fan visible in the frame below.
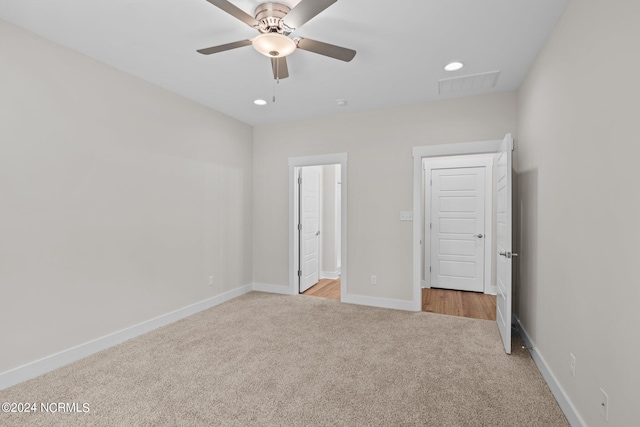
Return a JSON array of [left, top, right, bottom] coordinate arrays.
[[198, 0, 356, 80]]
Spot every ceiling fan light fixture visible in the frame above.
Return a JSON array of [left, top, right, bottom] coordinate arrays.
[[254, 99, 268, 106], [444, 61, 464, 71], [252, 33, 296, 58]]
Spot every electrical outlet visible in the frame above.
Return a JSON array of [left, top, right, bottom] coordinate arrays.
[[370, 275, 377, 285], [600, 388, 609, 421], [208, 276, 214, 286], [569, 353, 576, 377]]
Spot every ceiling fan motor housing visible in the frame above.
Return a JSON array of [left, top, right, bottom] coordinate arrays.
[[255, 2, 291, 34], [197, 0, 357, 76]]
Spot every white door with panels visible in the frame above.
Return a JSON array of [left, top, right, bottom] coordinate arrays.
[[299, 166, 321, 293], [430, 167, 486, 292], [496, 134, 514, 354]]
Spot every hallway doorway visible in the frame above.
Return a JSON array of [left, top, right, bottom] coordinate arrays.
[[412, 135, 514, 353], [289, 153, 347, 300]]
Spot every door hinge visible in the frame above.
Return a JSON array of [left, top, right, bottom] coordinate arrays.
[[429, 266, 431, 272], [430, 179, 432, 186], [298, 177, 302, 185], [297, 270, 302, 277], [298, 223, 302, 231], [430, 222, 432, 230]]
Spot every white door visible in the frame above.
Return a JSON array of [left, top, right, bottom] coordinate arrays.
[[430, 167, 486, 292], [299, 166, 321, 293], [496, 134, 514, 354]]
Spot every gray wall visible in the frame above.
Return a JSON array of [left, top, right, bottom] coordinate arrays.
[[253, 92, 517, 300], [0, 20, 254, 373], [516, 0, 640, 425]]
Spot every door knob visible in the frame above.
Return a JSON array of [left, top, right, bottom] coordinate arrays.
[[474, 233, 484, 238], [316, 230, 321, 236], [499, 251, 518, 258]]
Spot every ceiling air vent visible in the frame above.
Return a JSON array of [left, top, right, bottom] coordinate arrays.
[[438, 71, 501, 95]]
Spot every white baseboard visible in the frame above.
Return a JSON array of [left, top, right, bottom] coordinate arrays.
[[252, 283, 293, 295], [514, 316, 586, 427], [342, 293, 416, 311], [320, 271, 340, 280], [0, 284, 253, 390]]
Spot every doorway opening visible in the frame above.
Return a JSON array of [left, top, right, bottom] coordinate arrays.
[[289, 153, 347, 301], [423, 154, 495, 295], [412, 135, 514, 353]]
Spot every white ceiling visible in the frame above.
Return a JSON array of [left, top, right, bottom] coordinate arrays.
[[0, 0, 569, 126]]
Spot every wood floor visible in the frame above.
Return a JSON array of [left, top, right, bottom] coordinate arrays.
[[422, 288, 496, 321], [302, 280, 495, 321], [302, 278, 340, 300]]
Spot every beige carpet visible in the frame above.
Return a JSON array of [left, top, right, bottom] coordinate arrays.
[[0, 292, 568, 426]]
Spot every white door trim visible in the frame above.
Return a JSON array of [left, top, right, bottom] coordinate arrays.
[[411, 139, 504, 311], [289, 153, 348, 299], [423, 155, 495, 294]]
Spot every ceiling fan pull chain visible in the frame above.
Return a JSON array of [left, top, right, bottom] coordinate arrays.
[[272, 65, 281, 103]]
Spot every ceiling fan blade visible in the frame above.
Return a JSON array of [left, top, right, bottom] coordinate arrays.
[[282, 0, 337, 30], [271, 57, 289, 79], [204, 0, 259, 28], [197, 39, 252, 55], [296, 38, 356, 62]]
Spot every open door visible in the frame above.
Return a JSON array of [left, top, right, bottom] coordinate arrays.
[[299, 166, 321, 293], [495, 134, 514, 354]]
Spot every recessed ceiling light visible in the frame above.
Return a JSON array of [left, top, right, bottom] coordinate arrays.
[[254, 99, 267, 106], [336, 99, 347, 107], [444, 62, 464, 72]]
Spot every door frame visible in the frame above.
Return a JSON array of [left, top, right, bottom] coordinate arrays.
[[411, 138, 507, 312], [423, 155, 495, 294], [289, 153, 348, 299]]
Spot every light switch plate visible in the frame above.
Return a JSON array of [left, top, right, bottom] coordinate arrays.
[[400, 211, 413, 221]]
